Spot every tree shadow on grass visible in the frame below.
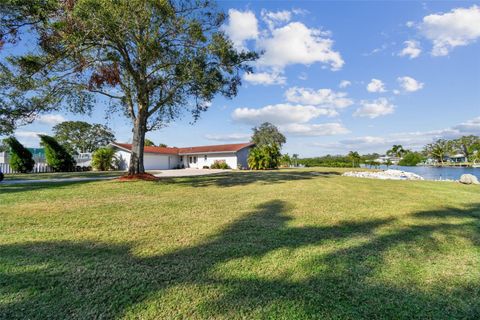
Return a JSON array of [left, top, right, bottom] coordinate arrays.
[[163, 170, 340, 188], [0, 180, 104, 195], [1, 201, 479, 319]]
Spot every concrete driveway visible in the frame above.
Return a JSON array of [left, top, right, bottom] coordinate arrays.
[[150, 168, 231, 177], [0, 169, 230, 185]]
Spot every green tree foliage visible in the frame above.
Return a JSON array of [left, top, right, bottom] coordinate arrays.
[[361, 153, 381, 162], [0, 140, 8, 152], [386, 145, 406, 158], [453, 135, 480, 160], [53, 121, 115, 154], [299, 155, 357, 168], [4, 136, 34, 173], [144, 139, 156, 147], [158, 143, 168, 148], [398, 152, 425, 166], [0, 0, 258, 174], [91, 147, 118, 171], [39, 135, 75, 172], [424, 139, 454, 165], [248, 144, 281, 170], [280, 154, 292, 167], [251, 122, 286, 147], [291, 154, 299, 167], [347, 151, 361, 168]]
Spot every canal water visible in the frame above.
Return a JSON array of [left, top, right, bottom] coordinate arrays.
[[369, 165, 480, 181]]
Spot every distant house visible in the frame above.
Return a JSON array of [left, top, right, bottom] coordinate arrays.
[[375, 155, 401, 165], [110, 142, 255, 170], [448, 154, 467, 163]]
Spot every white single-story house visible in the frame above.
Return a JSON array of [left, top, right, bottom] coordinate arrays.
[[110, 142, 255, 170]]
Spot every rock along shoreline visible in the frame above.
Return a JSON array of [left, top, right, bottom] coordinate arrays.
[[342, 169, 479, 184], [342, 169, 424, 181]]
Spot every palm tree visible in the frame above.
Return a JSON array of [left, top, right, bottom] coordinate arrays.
[[424, 139, 453, 165], [348, 151, 361, 168], [291, 154, 299, 167], [386, 145, 406, 158]]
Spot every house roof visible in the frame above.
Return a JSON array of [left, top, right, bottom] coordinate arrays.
[[450, 154, 466, 158], [112, 143, 179, 155], [110, 142, 254, 155]]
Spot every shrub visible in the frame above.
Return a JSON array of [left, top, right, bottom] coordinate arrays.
[[398, 152, 425, 166], [298, 155, 355, 168], [91, 147, 118, 171], [210, 160, 230, 169], [4, 137, 35, 173], [248, 144, 281, 170], [39, 135, 75, 172]]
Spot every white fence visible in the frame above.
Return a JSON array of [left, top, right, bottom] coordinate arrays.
[[0, 162, 53, 174]]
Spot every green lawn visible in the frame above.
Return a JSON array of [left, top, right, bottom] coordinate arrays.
[[1, 168, 479, 319], [3, 170, 124, 181]]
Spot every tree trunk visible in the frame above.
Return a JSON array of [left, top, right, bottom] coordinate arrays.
[[128, 114, 147, 175]]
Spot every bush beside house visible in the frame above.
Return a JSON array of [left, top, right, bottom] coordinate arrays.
[[91, 147, 118, 171], [210, 160, 230, 169]]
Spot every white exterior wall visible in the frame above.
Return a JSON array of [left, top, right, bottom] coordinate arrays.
[[114, 146, 252, 170], [181, 152, 237, 169], [116, 150, 179, 170]]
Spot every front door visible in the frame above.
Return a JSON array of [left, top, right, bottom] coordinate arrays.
[[188, 155, 197, 168]]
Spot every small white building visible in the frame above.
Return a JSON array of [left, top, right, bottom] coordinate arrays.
[[111, 142, 254, 170], [375, 155, 401, 165]]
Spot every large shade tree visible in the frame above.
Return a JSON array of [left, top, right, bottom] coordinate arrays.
[[251, 122, 286, 147], [0, 0, 257, 174], [53, 121, 115, 154]]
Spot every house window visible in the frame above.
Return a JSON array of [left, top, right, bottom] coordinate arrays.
[[194, 156, 197, 163], [189, 157, 192, 163], [180, 156, 183, 162], [204, 155, 207, 161]]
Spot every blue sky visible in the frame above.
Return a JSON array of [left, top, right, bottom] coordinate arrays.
[[11, 1, 480, 157]]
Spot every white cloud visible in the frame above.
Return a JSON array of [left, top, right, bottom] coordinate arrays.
[[261, 9, 292, 29], [257, 22, 344, 71], [399, 40, 421, 59], [284, 87, 353, 108], [36, 114, 66, 125], [280, 123, 349, 136], [232, 103, 337, 125], [222, 9, 259, 50], [453, 116, 480, 134], [397, 76, 424, 92], [14, 130, 47, 147], [406, 21, 415, 28], [317, 116, 480, 153], [419, 5, 480, 56], [243, 71, 286, 86], [366, 79, 386, 93], [339, 80, 351, 88], [354, 98, 395, 119], [205, 133, 251, 142]]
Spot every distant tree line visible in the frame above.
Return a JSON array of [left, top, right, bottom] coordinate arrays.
[[297, 135, 480, 168]]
